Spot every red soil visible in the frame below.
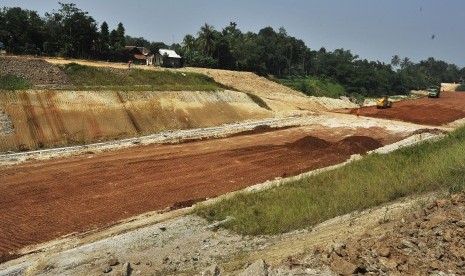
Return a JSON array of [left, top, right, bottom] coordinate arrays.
[[0, 126, 400, 262], [346, 92, 465, 126]]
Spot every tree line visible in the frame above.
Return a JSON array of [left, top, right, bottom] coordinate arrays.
[[1, 3, 464, 97]]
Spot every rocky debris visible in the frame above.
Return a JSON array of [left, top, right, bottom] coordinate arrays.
[[0, 56, 72, 88], [117, 262, 131, 276], [239, 259, 269, 276], [313, 192, 465, 275], [0, 109, 14, 135], [199, 264, 220, 276], [107, 256, 119, 266]]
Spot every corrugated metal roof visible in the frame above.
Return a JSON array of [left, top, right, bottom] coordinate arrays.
[[159, 49, 181, 59]]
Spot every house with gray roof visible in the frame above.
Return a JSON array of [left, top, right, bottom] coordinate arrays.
[[155, 49, 182, 68]]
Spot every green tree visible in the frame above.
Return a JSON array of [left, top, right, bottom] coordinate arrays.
[[197, 23, 216, 56], [44, 2, 97, 58], [391, 54, 400, 69], [182, 34, 196, 53], [400, 57, 412, 70], [0, 7, 45, 54], [115, 22, 126, 49]]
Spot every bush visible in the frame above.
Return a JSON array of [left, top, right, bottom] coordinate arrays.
[[456, 84, 465, 92]]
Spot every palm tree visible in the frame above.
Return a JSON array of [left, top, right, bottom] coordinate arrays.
[[197, 23, 216, 56], [182, 34, 196, 53], [400, 57, 411, 70], [391, 55, 400, 69]]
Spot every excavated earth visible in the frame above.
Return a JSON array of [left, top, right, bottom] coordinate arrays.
[[2, 56, 465, 275], [0, 123, 411, 264]]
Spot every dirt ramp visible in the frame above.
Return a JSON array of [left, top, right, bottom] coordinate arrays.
[[336, 136, 383, 154]]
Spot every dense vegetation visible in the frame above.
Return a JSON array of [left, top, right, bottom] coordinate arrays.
[[62, 63, 226, 91], [196, 127, 465, 235], [1, 3, 464, 97], [273, 76, 346, 98]]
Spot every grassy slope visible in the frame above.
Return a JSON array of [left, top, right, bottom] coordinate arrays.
[[196, 127, 465, 235], [62, 63, 228, 91], [273, 76, 346, 98]]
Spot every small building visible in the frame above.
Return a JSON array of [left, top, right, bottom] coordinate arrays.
[[155, 49, 182, 68], [123, 46, 154, 65]]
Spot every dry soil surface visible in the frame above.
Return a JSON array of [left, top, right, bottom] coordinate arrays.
[[0, 115, 420, 264], [341, 92, 465, 126]]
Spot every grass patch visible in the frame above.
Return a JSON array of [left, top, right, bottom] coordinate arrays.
[[273, 76, 346, 98], [0, 74, 31, 90], [195, 126, 465, 235], [62, 63, 227, 91]]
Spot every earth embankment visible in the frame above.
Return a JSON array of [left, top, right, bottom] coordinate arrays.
[[0, 90, 271, 153]]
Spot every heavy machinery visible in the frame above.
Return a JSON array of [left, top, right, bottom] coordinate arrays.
[[376, 95, 393, 109], [427, 86, 440, 98]]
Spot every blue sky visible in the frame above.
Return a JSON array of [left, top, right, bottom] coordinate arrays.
[[3, 0, 465, 67]]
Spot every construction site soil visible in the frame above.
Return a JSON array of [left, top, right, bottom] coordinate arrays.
[[342, 91, 465, 126], [3, 57, 465, 274], [0, 125, 404, 263]]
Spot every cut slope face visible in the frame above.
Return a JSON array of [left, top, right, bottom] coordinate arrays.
[[0, 90, 271, 153]]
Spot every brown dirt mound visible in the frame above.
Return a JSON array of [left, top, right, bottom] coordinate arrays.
[[289, 136, 331, 151], [336, 136, 383, 154]]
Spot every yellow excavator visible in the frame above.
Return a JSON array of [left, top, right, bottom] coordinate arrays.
[[376, 95, 393, 109]]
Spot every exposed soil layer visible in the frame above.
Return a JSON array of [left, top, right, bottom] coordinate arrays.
[[344, 92, 465, 126], [0, 126, 397, 262], [0, 90, 271, 152]]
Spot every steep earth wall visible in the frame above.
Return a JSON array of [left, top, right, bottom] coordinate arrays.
[[0, 90, 271, 153]]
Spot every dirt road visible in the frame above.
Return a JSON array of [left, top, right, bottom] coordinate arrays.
[[343, 92, 465, 126], [0, 124, 408, 262]]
